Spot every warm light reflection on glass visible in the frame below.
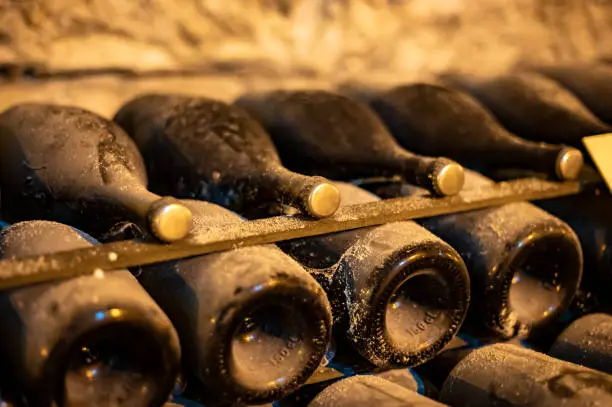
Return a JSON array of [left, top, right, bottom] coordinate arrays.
[[241, 334, 255, 343], [85, 368, 98, 381], [109, 308, 122, 318]]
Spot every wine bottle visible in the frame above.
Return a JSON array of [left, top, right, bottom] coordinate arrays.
[[445, 72, 611, 147], [0, 103, 193, 242], [374, 369, 438, 400], [413, 333, 533, 391], [279, 368, 435, 407], [279, 182, 470, 369], [308, 375, 446, 407], [411, 335, 480, 389], [113, 95, 341, 219], [365, 170, 583, 341], [0, 220, 181, 407], [441, 343, 612, 407], [134, 199, 333, 406], [368, 83, 584, 180], [537, 64, 612, 125], [538, 192, 612, 309], [550, 313, 612, 374], [235, 90, 465, 196]]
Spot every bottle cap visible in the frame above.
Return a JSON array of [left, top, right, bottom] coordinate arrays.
[[149, 199, 193, 242], [556, 147, 584, 180], [307, 183, 342, 218], [433, 161, 465, 196]]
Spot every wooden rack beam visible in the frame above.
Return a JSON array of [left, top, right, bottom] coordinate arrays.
[[0, 178, 585, 290]]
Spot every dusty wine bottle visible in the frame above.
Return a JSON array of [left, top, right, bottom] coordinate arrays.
[[235, 90, 464, 196], [374, 368, 438, 400], [278, 368, 435, 407], [368, 83, 584, 180], [366, 170, 583, 341], [279, 182, 470, 369], [446, 72, 611, 147], [0, 103, 193, 242], [308, 375, 446, 407], [537, 64, 612, 124], [538, 192, 612, 308], [411, 335, 480, 389], [276, 375, 344, 407], [279, 361, 436, 407], [414, 334, 536, 393], [0, 220, 181, 407], [550, 313, 612, 374], [113, 94, 341, 219], [134, 199, 333, 406], [441, 343, 612, 407]]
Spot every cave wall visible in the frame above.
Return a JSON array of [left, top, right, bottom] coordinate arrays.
[[1, 0, 611, 116]]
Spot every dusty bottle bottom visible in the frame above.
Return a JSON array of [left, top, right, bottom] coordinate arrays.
[[385, 269, 453, 354], [61, 324, 169, 407], [230, 304, 317, 392]]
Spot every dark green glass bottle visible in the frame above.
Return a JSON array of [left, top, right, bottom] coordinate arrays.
[[279, 182, 470, 369], [114, 95, 341, 219], [0, 103, 193, 242], [538, 191, 612, 311], [367, 83, 584, 180], [365, 170, 583, 341], [551, 313, 612, 374], [135, 200, 333, 406], [0, 220, 181, 407], [538, 64, 612, 125], [446, 72, 611, 148], [308, 375, 445, 407], [235, 90, 464, 196], [441, 343, 612, 407]]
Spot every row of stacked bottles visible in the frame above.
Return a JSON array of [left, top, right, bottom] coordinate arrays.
[[0, 63, 610, 407]]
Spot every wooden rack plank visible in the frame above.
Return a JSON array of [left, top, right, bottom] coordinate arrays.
[[0, 178, 583, 290]]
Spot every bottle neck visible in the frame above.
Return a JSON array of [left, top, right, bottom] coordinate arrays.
[[389, 150, 464, 196], [256, 165, 339, 218], [58, 318, 179, 407], [481, 130, 569, 177]]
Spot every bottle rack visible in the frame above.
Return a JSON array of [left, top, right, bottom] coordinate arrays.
[[0, 174, 596, 291]]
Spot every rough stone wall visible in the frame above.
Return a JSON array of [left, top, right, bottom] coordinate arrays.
[[1, 0, 611, 116]]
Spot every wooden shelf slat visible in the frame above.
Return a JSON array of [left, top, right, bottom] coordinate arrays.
[[0, 178, 583, 290]]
